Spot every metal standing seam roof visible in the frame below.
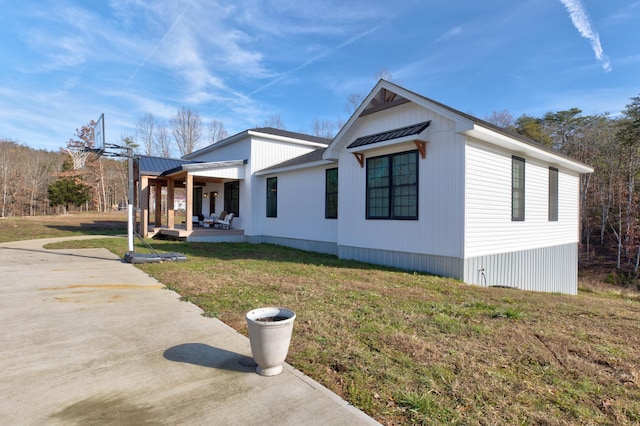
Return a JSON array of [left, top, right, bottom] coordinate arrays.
[[346, 121, 431, 149], [137, 156, 199, 175]]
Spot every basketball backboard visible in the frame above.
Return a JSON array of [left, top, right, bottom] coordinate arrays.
[[93, 113, 105, 154]]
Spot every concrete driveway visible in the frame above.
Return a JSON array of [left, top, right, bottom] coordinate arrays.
[[0, 237, 379, 425]]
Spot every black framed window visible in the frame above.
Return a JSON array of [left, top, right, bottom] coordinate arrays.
[[366, 150, 418, 220], [325, 168, 338, 219], [266, 177, 277, 217], [224, 181, 239, 217], [193, 187, 203, 216], [549, 167, 558, 221], [512, 157, 525, 221]]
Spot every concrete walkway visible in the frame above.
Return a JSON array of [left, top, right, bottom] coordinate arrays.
[[0, 237, 379, 425]]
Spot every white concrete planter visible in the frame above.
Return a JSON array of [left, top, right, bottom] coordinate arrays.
[[245, 307, 296, 376]]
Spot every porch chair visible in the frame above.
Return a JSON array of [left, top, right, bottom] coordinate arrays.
[[192, 214, 204, 227], [214, 212, 234, 229], [203, 213, 216, 228]]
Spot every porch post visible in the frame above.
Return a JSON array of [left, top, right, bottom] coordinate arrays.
[[154, 181, 162, 228], [140, 176, 149, 237], [185, 173, 193, 232], [167, 179, 175, 229]]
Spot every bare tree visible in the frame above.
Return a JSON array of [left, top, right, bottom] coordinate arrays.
[[344, 93, 364, 115], [263, 114, 286, 129], [155, 124, 172, 158], [311, 119, 338, 139], [170, 107, 202, 156], [344, 70, 393, 117], [208, 119, 228, 144], [485, 109, 516, 129], [24, 150, 56, 215], [66, 121, 111, 212], [136, 113, 156, 156], [374, 68, 394, 82], [0, 141, 23, 216]]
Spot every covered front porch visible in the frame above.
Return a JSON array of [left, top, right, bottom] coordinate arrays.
[[135, 157, 246, 240]]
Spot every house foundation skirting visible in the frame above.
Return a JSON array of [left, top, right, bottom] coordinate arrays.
[[463, 243, 578, 295], [243, 237, 578, 295], [338, 245, 464, 280], [246, 235, 338, 256]]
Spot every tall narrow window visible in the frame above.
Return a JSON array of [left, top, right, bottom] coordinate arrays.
[[366, 150, 418, 220], [224, 181, 239, 216], [549, 167, 558, 221], [193, 187, 203, 216], [325, 168, 338, 219], [266, 177, 277, 217], [512, 157, 525, 221]]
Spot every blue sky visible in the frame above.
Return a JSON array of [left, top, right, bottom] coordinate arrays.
[[0, 0, 638, 154]]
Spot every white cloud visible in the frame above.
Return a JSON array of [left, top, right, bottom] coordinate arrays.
[[435, 26, 463, 43], [558, 0, 611, 72]]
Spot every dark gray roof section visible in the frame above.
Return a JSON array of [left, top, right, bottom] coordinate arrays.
[[251, 127, 331, 145], [137, 156, 198, 175], [347, 121, 431, 149], [258, 148, 330, 173]]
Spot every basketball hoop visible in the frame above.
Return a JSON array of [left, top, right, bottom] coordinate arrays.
[[66, 147, 92, 170]]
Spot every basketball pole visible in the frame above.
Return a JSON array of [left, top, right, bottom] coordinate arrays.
[[101, 142, 135, 258], [127, 147, 134, 256], [93, 114, 139, 261]]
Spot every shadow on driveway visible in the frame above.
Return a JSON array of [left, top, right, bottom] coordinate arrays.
[[164, 343, 257, 373]]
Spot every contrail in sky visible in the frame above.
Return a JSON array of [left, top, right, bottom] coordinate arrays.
[[249, 25, 384, 96], [119, 0, 195, 95], [559, 0, 611, 72]]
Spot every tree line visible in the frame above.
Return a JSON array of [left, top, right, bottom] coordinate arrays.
[[0, 122, 128, 217]]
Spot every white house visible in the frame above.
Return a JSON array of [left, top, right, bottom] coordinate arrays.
[[135, 80, 592, 294]]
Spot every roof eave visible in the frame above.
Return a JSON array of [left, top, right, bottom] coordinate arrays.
[[463, 125, 594, 173], [247, 130, 329, 148], [182, 160, 247, 171], [182, 131, 250, 160], [324, 80, 474, 160], [255, 159, 335, 176], [183, 129, 329, 161]]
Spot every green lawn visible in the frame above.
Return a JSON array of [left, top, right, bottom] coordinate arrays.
[[4, 214, 640, 425]]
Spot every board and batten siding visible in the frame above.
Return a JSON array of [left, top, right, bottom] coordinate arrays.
[[464, 138, 580, 258], [192, 137, 251, 163], [252, 166, 337, 245], [251, 137, 323, 173], [337, 102, 465, 259], [463, 138, 580, 294]]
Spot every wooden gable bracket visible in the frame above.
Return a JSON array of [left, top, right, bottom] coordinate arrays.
[[353, 152, 365, 168], [414, 140, 427, 159]]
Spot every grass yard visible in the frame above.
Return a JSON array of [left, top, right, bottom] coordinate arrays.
[[3, 214, 640, 425]]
